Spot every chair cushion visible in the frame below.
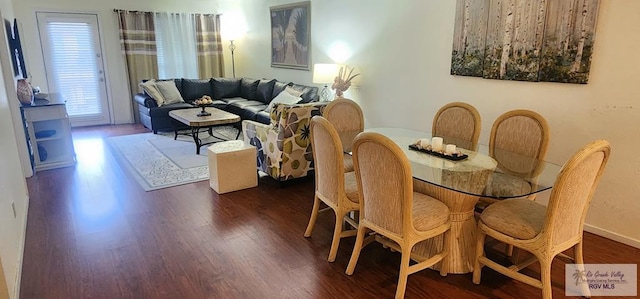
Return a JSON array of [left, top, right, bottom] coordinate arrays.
[[480, 198, 546, 240], [484, 172, 532, 198], [343, 154, 354, 173], [412, 192, 450, 231], [344, 171, 359, 203]]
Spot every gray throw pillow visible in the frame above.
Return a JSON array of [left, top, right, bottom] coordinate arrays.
[[155, 80, 184, 105], [139, 80, 165, 106]]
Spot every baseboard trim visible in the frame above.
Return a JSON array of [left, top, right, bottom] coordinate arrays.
[[584, 223, 640, 249], [12, 194, 29, 299]]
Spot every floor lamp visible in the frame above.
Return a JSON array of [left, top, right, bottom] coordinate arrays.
[[229, 40, 236, 78]]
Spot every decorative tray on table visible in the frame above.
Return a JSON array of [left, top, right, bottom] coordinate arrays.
[[408, 144, 469, 161]]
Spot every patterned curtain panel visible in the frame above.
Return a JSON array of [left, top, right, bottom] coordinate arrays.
[[195, 14, 225, 78], [115, 10, 158, 123]]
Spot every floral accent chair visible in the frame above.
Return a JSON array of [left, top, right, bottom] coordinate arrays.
[[242, 102, 329, 182]]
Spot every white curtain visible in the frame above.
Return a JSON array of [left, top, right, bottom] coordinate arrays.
[[154, 12, 198, 79]]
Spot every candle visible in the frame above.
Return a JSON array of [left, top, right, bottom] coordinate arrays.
[[418, 138, 430, 148], [445, 144, 457, 155], [431, 137, 444, 152]]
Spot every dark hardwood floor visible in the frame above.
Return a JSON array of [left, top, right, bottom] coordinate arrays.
[[20, 124, 640, 299]]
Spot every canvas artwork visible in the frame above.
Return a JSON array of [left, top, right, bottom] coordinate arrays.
[[270, 1, 310, 70], [451, 0, 600, 84]]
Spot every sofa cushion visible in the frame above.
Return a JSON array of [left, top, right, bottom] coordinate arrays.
[[211, 99, 228, 110], [272, 81, 292, 99], [226, 100, 267, 118], [289, 83, 319, 103], [212, 77, 241, 99], [181, 79, 214, 102], [239, 78, 259, 100], [147, 102, 194, 117], [155, 80, 184, 105], [220, 97, 247, 105], [255, 110, 271, 124], [256, 79, 276, 104], [226, 100, 266, 120]]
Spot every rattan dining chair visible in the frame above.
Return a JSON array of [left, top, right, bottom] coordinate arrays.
[[473, 140, 611, 299], [324, 98, 364, 172], [304, 116, 360, 262], [346, 132, 451, 299], [432, 102, 481, 150], [479, 109, 550, 205]]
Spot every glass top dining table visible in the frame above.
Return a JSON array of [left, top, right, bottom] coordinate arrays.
[[359, 127, 563, 274], [364, 127, 562, 199]]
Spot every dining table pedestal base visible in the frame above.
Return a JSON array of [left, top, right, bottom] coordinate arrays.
[[411, 179, 481, 274]]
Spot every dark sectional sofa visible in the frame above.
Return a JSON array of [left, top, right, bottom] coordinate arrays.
[[134, 77, 319, 133]]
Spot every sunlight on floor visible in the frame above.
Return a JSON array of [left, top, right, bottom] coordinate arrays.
[[73, 137, 106, 173], [72, 136, 120, 230]]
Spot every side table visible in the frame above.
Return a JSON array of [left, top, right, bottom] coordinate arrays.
[[208, 140, 257, 194]]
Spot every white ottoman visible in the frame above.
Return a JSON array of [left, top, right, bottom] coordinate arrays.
[[207, 140, 257, 194]]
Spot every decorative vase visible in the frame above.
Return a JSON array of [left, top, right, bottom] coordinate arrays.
[[17, 79, 34, 105], [197, 106, 211, 117]]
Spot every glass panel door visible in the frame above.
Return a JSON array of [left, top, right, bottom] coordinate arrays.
[[37, 12, 110, 127]]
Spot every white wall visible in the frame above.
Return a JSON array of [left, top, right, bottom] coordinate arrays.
[[10, 0, 640, 252], [217, 0, 640, 247], [0, 0, 30, 297]]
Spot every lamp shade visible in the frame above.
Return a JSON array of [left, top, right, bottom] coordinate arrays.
[[312, 64, 339, 84]]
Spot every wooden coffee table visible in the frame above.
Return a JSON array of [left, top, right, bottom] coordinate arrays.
[[169, 107, 241, 154]]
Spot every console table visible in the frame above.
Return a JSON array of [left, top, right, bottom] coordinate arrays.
[[21, 94, 76, 172]]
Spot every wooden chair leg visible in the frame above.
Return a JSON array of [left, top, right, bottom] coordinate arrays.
[[346, 226, 367, 275], [328, 210, 346, 262], [574, 241, 592, 298], [439, 230, 451, 277], [395, 247, 411, 299], [472, 229, 487, 284], [304, 195, 321, 237], [540, 258, 553, 299]]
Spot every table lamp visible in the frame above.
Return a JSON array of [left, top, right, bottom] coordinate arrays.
[[312, 63, 339, 101]]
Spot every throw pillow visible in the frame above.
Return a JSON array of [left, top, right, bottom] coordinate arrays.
[[266, 89, 302, 113], [284, 86, 303, 97], [212, 77, 241, 99], [289, 84, 318, 103], [139, 80, 165, 106], [182, 78, 214, 102], [239, 78, 259, 100], [271, 81, 291, 99], [255, 79, 276, 104], [155, 80, 184, 105]]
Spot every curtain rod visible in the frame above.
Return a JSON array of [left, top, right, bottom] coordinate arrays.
[[113, 9, 219, 17]]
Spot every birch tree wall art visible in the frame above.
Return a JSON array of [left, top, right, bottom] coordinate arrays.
[[450, 0, 600, 84]]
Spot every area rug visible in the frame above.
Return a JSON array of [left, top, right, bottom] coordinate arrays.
[[106, 126, 240, 191]]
